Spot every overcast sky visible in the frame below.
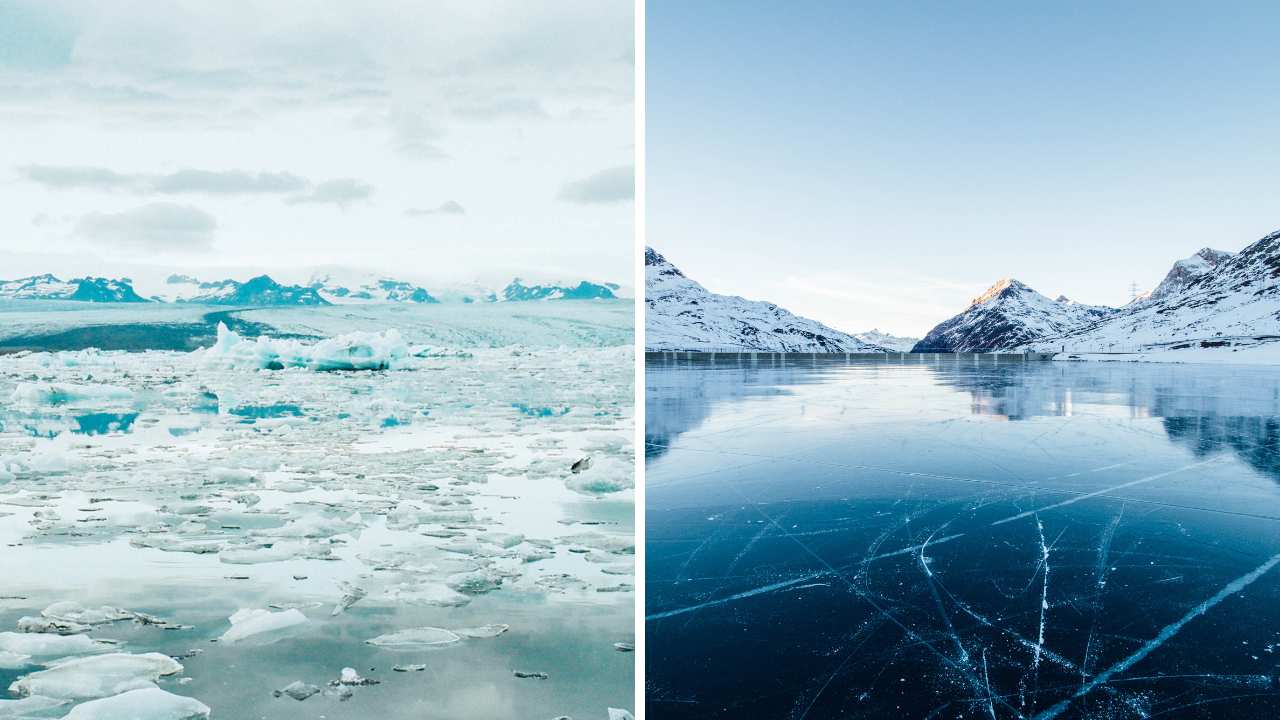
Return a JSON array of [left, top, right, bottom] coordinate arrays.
[[649, 1, 1280, 337], [0, 0, 633, 290]]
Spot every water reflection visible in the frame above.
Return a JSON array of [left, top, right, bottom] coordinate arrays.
[[646, 355, 1280, 481]]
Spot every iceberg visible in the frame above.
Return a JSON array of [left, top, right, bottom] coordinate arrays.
[[40, 603, 133, 626], [62, 688, 210, 720], [196, 323, 409, 372], [0, 632, 112, 660], [8, 653, 183, 700], [217, 608, 307, 644]]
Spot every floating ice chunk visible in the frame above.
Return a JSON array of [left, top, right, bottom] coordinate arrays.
[[8, 652, 182, 700], [130, 536, 223, 555], [0, 695, 69, 717], [256, 514, 362, 540], [535, 574, 590, 594], [391, 664, 426, 672], [565, 474, 633, 495], [205, 468, 254, 486], [330, 582, 367, 616], [608, 709, 635, 720], [453, 624, 509, 639], [0, 632, 112, 660], [218, 542, 332, 565], [445, 569, 505, 595], [613, 642, 634, 652], [478, 532, 524, 549], [16, 616, 92, 635], [386, 507, 474, 530], [26, 437, 79, 474], [381, 583, 471, 608], [366, 627, 460, 649], [565, 457, 633, 495], [558, 533, 634, 555], [218, 609, 307, 644], [10, 383, 134, 407], [333, 668, 377, 686], [62, 688, 210, 720], [41, 603, 132, 626], [272, 681, 319, 701], [197, 323, 409, 372], [0, 650, 31, 669], [519, 547, 554, 563]]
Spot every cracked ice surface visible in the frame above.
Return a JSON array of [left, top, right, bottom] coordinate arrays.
[[0, 303, 633, 719], [646, 355, 1280, 719]]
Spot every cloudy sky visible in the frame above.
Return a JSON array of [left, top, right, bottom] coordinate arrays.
[[649, 1, 1280, 337], [0, 0, 633, 291]]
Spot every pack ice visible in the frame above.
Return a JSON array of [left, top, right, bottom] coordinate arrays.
[[0, 303, 634, 717]]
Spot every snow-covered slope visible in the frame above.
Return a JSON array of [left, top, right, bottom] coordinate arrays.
[[501, 278, 619, 301], [913, 279, 1113, 352], [1147, 247, 1234, 302], [855, 329, 919, 352], [183, 275, 329, 306], [0, 274, 149, 303], [309, 271, 439, 304], [645, 247, 887, 352], [1026, 229, 1280, 353]]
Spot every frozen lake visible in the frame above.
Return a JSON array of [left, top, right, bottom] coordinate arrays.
[[646, 355, 1280, 719], [0, 303, 634, 719]]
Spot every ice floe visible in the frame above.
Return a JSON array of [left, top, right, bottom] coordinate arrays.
[[217, 608, 307, 644], [366, 627, 461, 649], [8, 652, 182, 700], [62, 688, 210, 720]]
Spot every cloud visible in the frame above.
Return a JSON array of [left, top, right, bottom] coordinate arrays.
[[406, 200, 465, 216], [18, 165, 312, 195], [149, 169, 309, 194], [74, 202, 217, 252], [18, 165, 135, 190], [557, 165, 633, 205], [285, 178, 373, 208]]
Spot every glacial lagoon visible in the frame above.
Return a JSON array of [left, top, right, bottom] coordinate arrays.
[[647, 354, 1280, 718], [0, 303, 635, 719]]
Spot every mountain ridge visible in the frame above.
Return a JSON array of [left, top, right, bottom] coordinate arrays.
[[645, 246, 890, 352]]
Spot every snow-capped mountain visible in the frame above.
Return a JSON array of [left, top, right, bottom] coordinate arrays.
[[178, 275, 329, 306], [1146, 247, 1234, 302], [1025, 229, 1280, 352], [501, 278, 619, 301], [913, 279, 1113, 352], [855, 329, 919, 352], [3, 267, 625, 307], [308, 271, 439, 304], [0, 274, 149, 303], [645, 246, 887, 352]]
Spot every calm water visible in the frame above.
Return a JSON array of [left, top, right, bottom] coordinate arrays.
[[646, 355, 1280, 719]]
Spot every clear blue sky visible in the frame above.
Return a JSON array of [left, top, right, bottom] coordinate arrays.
[[648, 0, 1280, 336]]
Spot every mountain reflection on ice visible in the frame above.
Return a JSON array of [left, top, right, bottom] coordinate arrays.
[[0, 304, 634, 719], [646, 355, 1280, 719]]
